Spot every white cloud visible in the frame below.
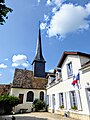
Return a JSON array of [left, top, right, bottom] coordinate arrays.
[[48, 69, 54, 73], [52, 7, 58, 13], [47, 0, 52, 5], [47, 0, 65, 6], [0, 64, 7, 69], [54, 0, 62, 6], [0, 74, 2, 77], [44, 15, 49, 21], [12, 63, 19, 67], [12, 54, 30, 68], [4, 58, 8, 61], [46, 3, 90, 37], [38, 0, 40, 3], [40, 22, 47, 29], [86, 3, 90, 13]]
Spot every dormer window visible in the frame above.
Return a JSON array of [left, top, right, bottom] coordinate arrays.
[[67, 62, 73, 77], [56, 72, 58, 80]]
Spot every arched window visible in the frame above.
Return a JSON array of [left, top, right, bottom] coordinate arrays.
[[40, 91, 44, 101], [27, 91, 34, 102]]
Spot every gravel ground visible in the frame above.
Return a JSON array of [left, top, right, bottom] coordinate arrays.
[[0, 112, 79, 120]]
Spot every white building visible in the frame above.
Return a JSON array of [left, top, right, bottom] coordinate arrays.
[[47, 51, 90, 120]]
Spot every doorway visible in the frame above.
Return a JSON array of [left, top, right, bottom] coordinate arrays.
[[52, 94, 55, 113], [86, 88, 90, 113]]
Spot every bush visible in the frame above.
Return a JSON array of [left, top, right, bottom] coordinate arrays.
[[60, 105, 64, 109], [71, 106, 77, 110], [33, 99, 46, 112], [0, 94, 19, 114]]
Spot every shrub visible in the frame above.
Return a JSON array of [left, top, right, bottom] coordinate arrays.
[[60, 105, 64, 109], [33, 99, 46, 112], [71, 106, 77, 110], [0, 94, 19, 114]]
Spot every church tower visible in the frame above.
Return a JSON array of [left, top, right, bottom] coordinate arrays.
[[32, 26, 46, 78]]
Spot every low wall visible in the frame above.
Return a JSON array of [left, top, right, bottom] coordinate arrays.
[[49, 108, 90, 120], [14, 102, 32, 113]]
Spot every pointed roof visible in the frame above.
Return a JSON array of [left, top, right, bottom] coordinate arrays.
[[32, 26, 46, 64]]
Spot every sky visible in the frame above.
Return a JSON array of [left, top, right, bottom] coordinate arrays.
[[0, 0, 90, 84]]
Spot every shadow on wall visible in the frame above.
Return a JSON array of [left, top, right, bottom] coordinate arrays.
[[0, 116, 48, 120]]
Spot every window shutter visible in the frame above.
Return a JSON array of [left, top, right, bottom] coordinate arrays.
[[66, 92, 71, 109], [56, 93, 59, 109], [63, 92, 67, 109], [75, 90, 82, 110]]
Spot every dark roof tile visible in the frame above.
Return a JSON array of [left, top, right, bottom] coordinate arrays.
[[12, 68, 48, 89]]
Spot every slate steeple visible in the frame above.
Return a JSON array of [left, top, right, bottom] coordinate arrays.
[[32, 25, 46, 78], [33, 26, 45, 62]]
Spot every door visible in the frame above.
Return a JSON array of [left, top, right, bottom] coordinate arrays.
[[52, 94, 55, 113], [86, 88, 90, 112]]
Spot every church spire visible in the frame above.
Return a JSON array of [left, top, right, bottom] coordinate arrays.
[[32, 25, 45, 63], [32, 24, 46, 78]]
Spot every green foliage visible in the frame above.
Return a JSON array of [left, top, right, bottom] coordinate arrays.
[[60, 105, 64, 109], [33, 99, 46, 112], [71, 106, 77, 110], [0, 94, 19, 114], [0, 0, 13, 25]]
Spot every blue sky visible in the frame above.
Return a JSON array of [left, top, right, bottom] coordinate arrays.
[[0, 0, 90, 84]]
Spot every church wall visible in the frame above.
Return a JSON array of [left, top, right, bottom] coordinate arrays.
[[10, 88, 46, 113]]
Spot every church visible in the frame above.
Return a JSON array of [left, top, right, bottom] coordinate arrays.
[[9, 27, 48, 113], [0, 26, 90, 120]]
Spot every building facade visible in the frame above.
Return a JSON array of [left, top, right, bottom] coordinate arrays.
[[47, 51, 90, 120]]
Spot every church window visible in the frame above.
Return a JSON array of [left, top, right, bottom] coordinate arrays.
[[27, 91, 34, 102], [40, 91, 44, 101], [19, 94, 24, 104]]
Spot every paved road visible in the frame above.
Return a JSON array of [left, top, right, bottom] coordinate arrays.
[[0, 112, 79, 120]]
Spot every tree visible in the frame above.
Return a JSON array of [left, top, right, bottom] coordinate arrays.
[[0, 0, 13, 25], [0, 94, 19, 114]]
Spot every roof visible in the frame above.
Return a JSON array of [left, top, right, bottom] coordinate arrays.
[[0, 84, 11, 95], [80, 60, 90, 70], [12, 68, 48, 89], [54, 68, 61, 74], [32, 27, 46, 64], [46, 73, 55, 78], [57, 51, 90, 68]]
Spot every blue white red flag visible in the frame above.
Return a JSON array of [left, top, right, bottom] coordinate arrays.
[[72, 73, 80, 86]]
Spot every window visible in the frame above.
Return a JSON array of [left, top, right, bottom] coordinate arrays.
[[56, 72, 58, 80], [67, 62, 73, 77], [70, 91, 77, 109], [19, 94, 24, 104], [27, 91, 34, 102], [59, 93, 64, 108], [40, 91, 44, 101]]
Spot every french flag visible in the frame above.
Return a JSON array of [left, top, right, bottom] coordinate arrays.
[[72, 73, 80, 86]]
